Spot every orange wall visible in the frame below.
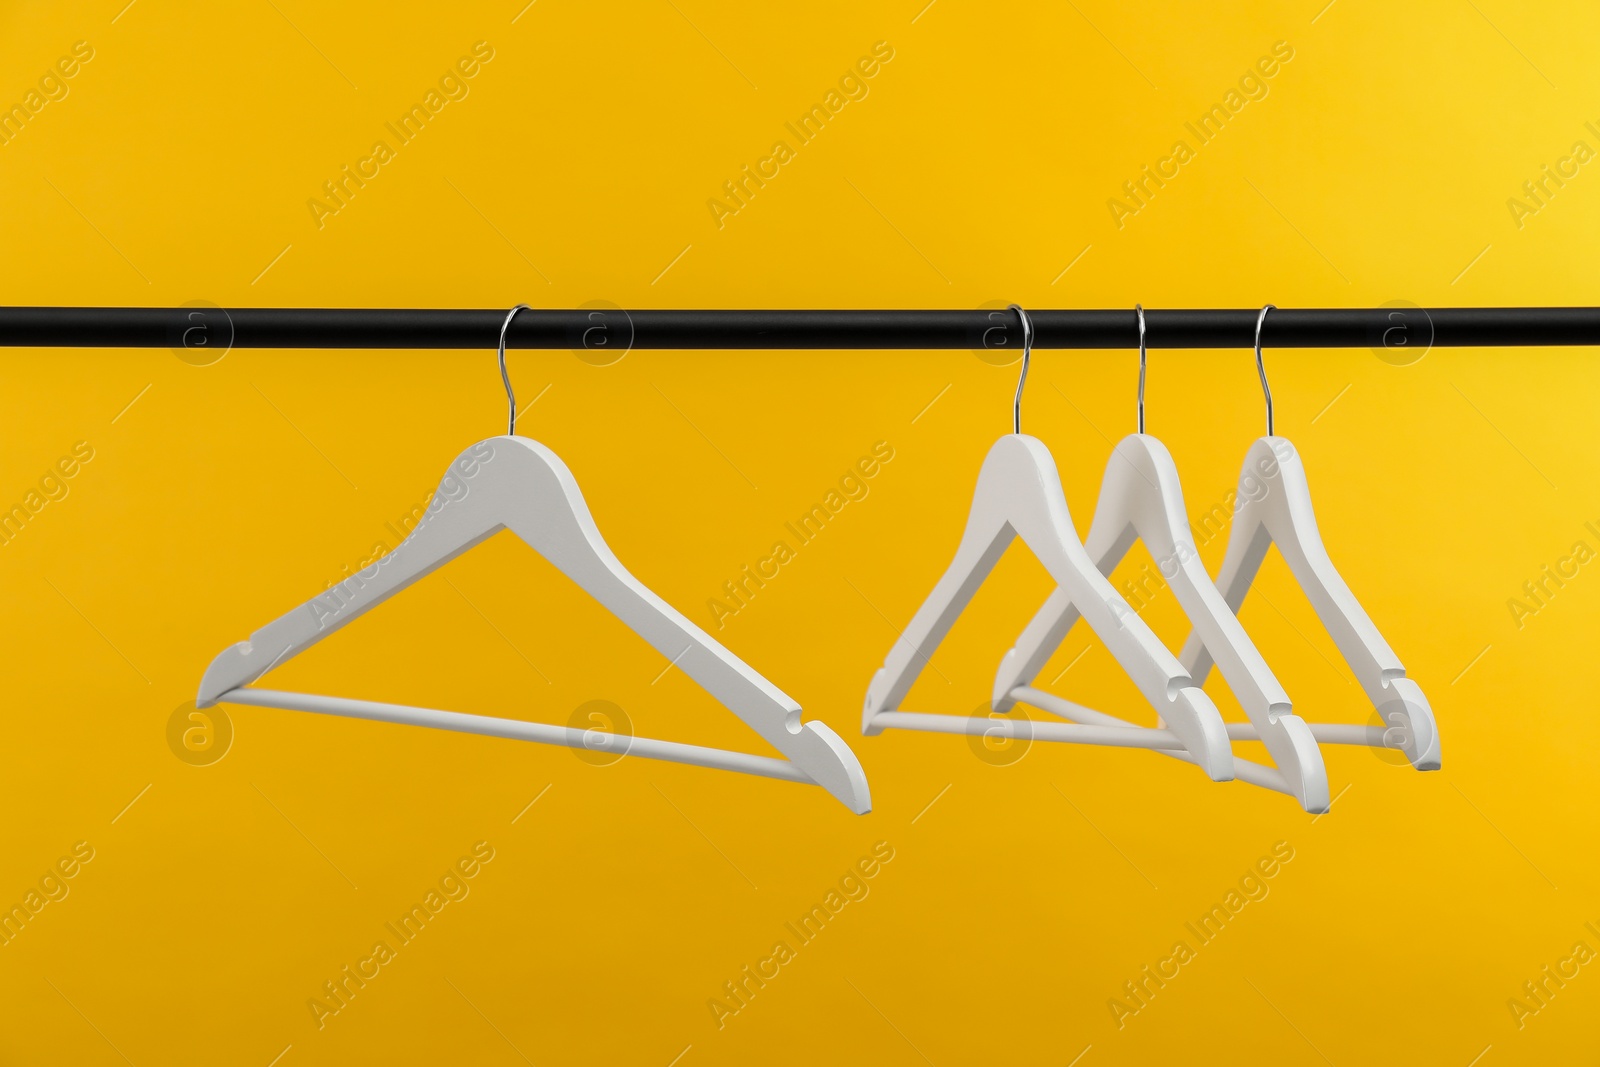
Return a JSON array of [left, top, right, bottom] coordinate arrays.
[[0, 1, 1596, 1063]]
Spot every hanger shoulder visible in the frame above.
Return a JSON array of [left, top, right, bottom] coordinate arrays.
[[1119, 436, 1294, 711], [490, 438, 871, 809], [198, 439, 513, 705], [1254, 436, 1437, 768], [861, 440, 1018, 732], [1181, 436, 1437, 771], [1215, 437, 1406, 691], [1118, 437, 1325, 810], [989, 434, 1144, 710], [988, 438, 1192, 705]]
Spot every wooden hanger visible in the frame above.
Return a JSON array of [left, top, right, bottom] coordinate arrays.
[[197, 306, 872, 813], [1178, 306, 1439, 771]]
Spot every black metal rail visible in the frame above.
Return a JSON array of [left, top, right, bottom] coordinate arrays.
[[2, 306, 1597, 350]]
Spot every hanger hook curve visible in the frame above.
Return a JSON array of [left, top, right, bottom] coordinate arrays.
[[498, 304, 531, 436], [1254, 304, 1275, 437], [1008, 303, 1033, 435], [1135, 304, 1147, 434]]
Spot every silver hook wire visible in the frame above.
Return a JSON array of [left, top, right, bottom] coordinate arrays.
[[1254, 304, 1275, 436], [499, 304, 530, 436], [1009, 303, 1033, 435], [1135, 304, 1147, 434]]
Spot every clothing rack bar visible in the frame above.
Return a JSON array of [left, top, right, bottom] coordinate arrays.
[[2, 306, 1598, 350]]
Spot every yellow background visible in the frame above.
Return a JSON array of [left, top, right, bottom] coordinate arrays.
[[1, 0, 1596, 1063]]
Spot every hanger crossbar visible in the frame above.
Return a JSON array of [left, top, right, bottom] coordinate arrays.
[[870, 709, 1185, 750], [1010, 687, 1296, 798], [4, 306, 1598, 350], [221, 687, 815, 784], [1224, 721, 1393, 747]]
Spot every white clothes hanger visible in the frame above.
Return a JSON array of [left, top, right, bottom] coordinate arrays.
[[197, 305, 872, 813], [992, 306, 1330, 811], [1176, 306, 1440, 771], [861, 305, 1234, 781]]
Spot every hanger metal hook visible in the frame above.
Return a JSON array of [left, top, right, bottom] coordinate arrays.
[[1008, 303, 1033, 435], [498, 304, 530, 436], [1254, 304, 1275, 436], [1135, 303, 1147, 434]]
